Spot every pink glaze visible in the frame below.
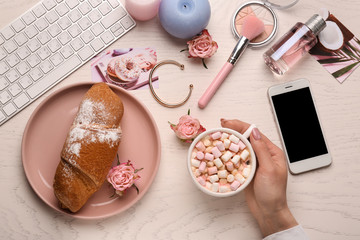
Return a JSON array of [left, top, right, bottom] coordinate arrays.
[[196, 141, 206, 151], [211, 147, 222, 158], [204, 153, 214, 161], [196, 151, 205, 160]]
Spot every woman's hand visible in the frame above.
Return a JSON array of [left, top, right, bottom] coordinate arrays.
[[221, 119, 298, 237]]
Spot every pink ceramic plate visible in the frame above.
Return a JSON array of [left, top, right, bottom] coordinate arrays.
[[22, 82, 161, 219]]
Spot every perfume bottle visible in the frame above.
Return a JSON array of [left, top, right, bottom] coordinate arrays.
[[263, 14, 326, 75]]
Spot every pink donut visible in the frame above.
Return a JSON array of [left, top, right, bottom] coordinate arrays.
[[115, 56, 142, 82]]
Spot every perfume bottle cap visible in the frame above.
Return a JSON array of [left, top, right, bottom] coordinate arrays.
[[305, 14, 326, 36]]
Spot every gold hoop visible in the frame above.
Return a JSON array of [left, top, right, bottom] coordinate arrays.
[[149, 60, 193, 108]]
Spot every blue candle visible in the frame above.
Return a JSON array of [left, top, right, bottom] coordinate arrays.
[[159, 0, 211, 39]]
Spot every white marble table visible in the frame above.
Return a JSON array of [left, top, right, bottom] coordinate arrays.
[[1, 0, 360, 239]]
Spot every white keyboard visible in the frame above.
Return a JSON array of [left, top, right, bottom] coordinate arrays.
[[0, 0, 136, 126]]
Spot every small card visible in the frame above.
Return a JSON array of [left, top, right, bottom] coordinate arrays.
[[91, 47, 158, 90], [309, 10, 360, 83]]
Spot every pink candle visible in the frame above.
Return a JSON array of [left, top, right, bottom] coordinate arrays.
[[125, 0, 161, 21]]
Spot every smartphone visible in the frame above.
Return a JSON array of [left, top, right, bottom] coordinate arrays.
[[268, 79, 332, 174]]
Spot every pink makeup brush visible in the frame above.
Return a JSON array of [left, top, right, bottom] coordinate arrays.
[[198, 15, 265, 109]]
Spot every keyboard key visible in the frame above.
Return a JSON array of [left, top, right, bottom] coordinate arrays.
[[3, 102, 16, 116], [12, 19, 26, 33], [100, 31, 114, 44], [37, 31, 51, 45], [0, 35, 4, 45], [8, 83, 22, 96], [24, 25, 39, 39], [121, 16, 135, 30], [5, 69, 20, 82], [58, 31, 72, 45], [89, 0, 102, 8], [29, 68, 43, 81], [99, 2, 112, 16], [49, 53, 64, 66], [3, 40, 18, 54], [0, 91, 11, 104], [14, 93, 30, 108], [60, 45, 74, 58], [66, 0, 79, 9], [90, 23, 104, 36], [0, 77, 9, 90], [79, 2, 92, 15], [14, 33, 28, 46], [78, 45, 94, 60], [35, 18, 49, 32], [80, 30, 94, 44], [17, 46, 31, 60], [0, 111, 5, 122], [27, 54, 41, 67], [27, 39, 41, 52], [90, 38, 104, 52], [56, 3, 70, 17], [22, 12, 36, 25], [48, 39, 61, 52], [68, 24, 82, 38], [70, 38, 84, 51], [48, 24, 62, 37], [45, 10, 59, 24], [39, 60, 54, 73], [0, 48, 6, 60], [6, 54, 20, 67], [101, 6, 126, 29], [110, 23, 124, 37], [58, 17, 72, 30], [43, 0, 57, 10], [108, 0, 119, 8], [88, 9, 102, 23], [33, 4, 47, 18], [17, 62, 31, 75], [78, 17, 92, 30], [0, 62, 10, 75], [27, 55, 81, 98], [1, 26, 15, 40], [68, 9, 82, 22], [19, 76, 33, 89], [38, 47, 51, 60]]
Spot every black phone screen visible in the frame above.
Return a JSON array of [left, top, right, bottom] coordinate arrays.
[[272, 87, 328, 163]]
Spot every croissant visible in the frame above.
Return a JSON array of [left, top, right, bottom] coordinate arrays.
[[53, 83, 124, 213]]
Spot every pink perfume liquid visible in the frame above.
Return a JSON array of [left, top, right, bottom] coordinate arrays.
[[263, 15, 326, 75]]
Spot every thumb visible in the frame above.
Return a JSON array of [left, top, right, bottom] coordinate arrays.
[[250, 128, 273, 170]]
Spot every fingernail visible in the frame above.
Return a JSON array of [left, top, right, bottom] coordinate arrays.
[[252, 128, 261, 140]]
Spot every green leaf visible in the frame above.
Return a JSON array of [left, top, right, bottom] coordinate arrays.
[[345, 42, 360, 59], [134, 168, 144, 174], [318, 58, 353, 64], [187, 109, 190, 115], [332, 61, 360, 78], [133, 184, 140, 195], [180, 48, 188, 52], [202, 58, 208, 69]]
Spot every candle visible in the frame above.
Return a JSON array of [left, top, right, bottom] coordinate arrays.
[[158, 0, 211, 39], [125, 0, 161, 21]]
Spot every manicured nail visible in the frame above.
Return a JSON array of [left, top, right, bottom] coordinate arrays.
[[252, 128, 261, 140]]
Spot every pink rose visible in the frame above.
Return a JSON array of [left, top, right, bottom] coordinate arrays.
[[107, 163, 136, 193], [187, 29, 218, 59], [170, 114, 206, 143]]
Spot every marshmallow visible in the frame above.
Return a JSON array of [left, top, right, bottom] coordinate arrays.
[[194, 169, 201, 177], [213, 158, 223, 168], [229, 134, 240, 144], [216, 142, 225, 152], [240, 149, 250, 160], [205, 153, 214, 161], [197, 177, 206, 186], [206, 182, 212, 190], [191, 159, 201, 168], [199, 161, 206, 172], [211, 147, 222, 158], [205, 146, 213, 153], [227, 174, 235, 183], [211, 183, 219, 192], [225, 161, 234, 172], [208, 166, 218, 175], [221, 151, 232, 162], [219, 185, 230, 193], [238, 140, 246, 150], [207, 161, 214, 167], [221, 132, 229, 140], [203, 138, 212, 147], [209, 174, 219, 183], [211, 131, 221, 140], [230, 180, 241, 191], [229, 143, 240, 153], [218, 170, 228, 178], [219, 178, 228, 185], [195, 141, 206, 151], [223, 139, 231, 149], [196, 151, 204, 160], [232, 169, 238, 175], [242, 166, 251, 178], [231, 155, 241, 165], [191, 151, 197, 159], [235, 173, 246, 184]]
